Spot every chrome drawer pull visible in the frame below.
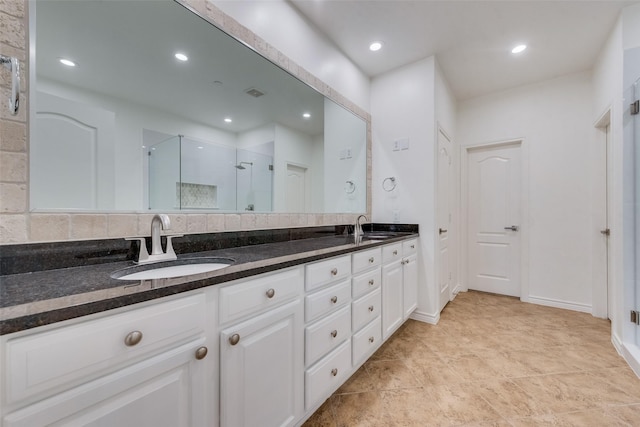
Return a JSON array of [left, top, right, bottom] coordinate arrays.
[[330, 296, 338, 304], [266, 288, 275, 298], [369, 336, 375, 343], [331, 268, 338, 276], [393, 250, 398, 256], [124, 330, 143, 347], [369, 279, 375, 286], [369, 257, 375, 263], [195, 346, 208, 360], [229, 334, 241, 346], [331, 368, 338, 376], [410, 244, 415, 249], [368, 305, 374, 312], [330, 330, 338, 338]]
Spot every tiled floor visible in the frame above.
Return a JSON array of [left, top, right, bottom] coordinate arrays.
[[303, 290, 640, 426]]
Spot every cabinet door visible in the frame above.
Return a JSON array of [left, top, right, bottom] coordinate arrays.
[[3, 340, 208, 427], [403, 254, 418, 319], [220, 300, 303, 427], [382, 260, 403, 340]]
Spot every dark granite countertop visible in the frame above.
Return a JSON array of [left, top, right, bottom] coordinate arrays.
[[0, 224, 418, 335]]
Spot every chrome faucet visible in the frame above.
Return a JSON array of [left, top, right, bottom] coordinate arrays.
[[354, 214, 368, 240], [127, 214, 182, 265]]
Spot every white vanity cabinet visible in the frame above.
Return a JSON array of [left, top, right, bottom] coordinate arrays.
[[218, 267, 304, 427], [1, 291, 215, 427], [303, 255, 353, 411], [382, 239, 419, 340]]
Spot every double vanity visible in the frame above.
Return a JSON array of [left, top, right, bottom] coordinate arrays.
[[0, 223, 418, 427]]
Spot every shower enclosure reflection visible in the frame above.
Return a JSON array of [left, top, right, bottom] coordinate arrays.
[[145, 131, 273, 211]]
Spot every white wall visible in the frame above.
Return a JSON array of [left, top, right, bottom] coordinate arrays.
[[371, 56, 439, 320], [212, 0, 370, 112], [458, 72, 595, 312]]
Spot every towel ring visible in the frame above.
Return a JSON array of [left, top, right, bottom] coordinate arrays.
[[345, 180, 356, 194], [382, 177, 396, 192]]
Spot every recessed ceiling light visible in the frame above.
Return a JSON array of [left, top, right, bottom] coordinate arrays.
[[175, 52, 188, 61], [369, 41, 383, 52], [303, 112, 311, 119], [59, 58, 76, 67], [198, 146, 204, 149], [224, 117, 232, 123], [511, 44, 527, 54]]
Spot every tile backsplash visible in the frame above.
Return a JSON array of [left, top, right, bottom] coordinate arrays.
[[0, 0, 371, 244]]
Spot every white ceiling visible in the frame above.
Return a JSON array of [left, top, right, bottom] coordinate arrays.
[[290, 0, 638, 100]]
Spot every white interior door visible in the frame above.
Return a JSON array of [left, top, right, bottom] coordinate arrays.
[[286, 164, 307, 212], [467, 142, 522, 297], [31, 91, 115, 210], [437, 129, 452, 310]]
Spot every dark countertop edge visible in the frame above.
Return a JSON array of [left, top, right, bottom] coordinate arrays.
[[0, 232, 418, 335]]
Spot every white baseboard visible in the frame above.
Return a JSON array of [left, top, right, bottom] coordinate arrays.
[[527, 295, 591, 314], [409, 309, 440, 325], [612, 333, 640, 378], [451, 284, 462, 299]]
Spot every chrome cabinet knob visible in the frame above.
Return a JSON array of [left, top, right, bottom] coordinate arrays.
[[368, 305, 374, 312], [410, 244, 415, 249], [229, 334, 241, 346], [393, 250, 398, 256], [369, 336, 375, 343], [266, 288, 275, 298], [369, 257, 375, 263], [331, 368, 338, 376], [195, 346, 208, 360], [330, 296, 338, 304], [330, 330, 338, 338], [331, 268, 338, 276], [369, 279, 375, 286], [124, 330, 143, 347]]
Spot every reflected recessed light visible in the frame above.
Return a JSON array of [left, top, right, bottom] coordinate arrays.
[[59, 58, 76, 67], [224, 117, 232, 123], [369, 41, 383, 52], [198, 146, 204, 149], [303, 112, 311, 119], [175, 52, 188, 61], [511, 44, 527, 54]]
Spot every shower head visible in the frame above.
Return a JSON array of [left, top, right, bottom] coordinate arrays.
[[235, 162, 253, 170]]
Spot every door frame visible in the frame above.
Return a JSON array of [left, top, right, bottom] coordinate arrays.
[[436, 124, 455, 309], [460, 138, 530, 300], [593, 107, 612, 319]]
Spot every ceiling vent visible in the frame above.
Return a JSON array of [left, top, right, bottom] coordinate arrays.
[[245, 87, 265, 98]]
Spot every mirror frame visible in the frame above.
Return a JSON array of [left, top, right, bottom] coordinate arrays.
[[0, 0, 371, 244]]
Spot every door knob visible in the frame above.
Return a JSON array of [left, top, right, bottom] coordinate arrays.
[[601, 228, 610, 236], [504, 226, 519, 231]]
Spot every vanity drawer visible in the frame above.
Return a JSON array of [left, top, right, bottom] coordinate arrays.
[[305, 305, 351, 366], [351, 247, 381, 274], [352, 288, 381, 333], [5, 293, 206, 404], [305, 279, 351, 323], [352, 267, 381, 299], [403, 239, 418, 255], [305, 255, 351, 292], [352, 317, 382, 367], [219, 266, 303, 325], [305, 339, 351, 410], [382, 243, 403, 263]]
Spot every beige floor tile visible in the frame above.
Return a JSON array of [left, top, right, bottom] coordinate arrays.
[[364, 359, 421, 391], [305, 291, 640, 426], [380, 388, 454, 427], [423, 383, 504, 425], [303, 399, 336, 427], [330, 391, 397, 427], [474, 378, 547, 418], [335, 366, 376, 394]]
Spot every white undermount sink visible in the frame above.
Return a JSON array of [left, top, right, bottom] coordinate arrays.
[[111, 257, 234, 281]]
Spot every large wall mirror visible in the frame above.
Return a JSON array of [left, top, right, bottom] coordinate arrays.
[[30, 0, 367, 214]]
